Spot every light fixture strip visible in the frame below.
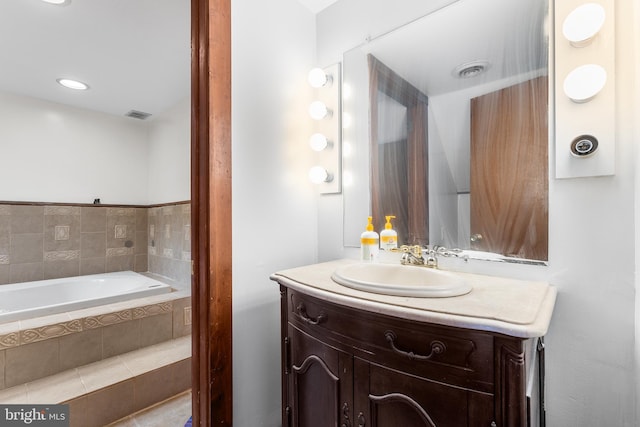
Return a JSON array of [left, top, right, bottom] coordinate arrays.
[[554, 0, 616, 178], [308, 63, 342, 194]]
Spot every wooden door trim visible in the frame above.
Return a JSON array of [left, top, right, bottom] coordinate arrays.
[[191, 0, 233, 425]]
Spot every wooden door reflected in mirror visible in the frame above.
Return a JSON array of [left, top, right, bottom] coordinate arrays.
[[470, 76, 548, 260]]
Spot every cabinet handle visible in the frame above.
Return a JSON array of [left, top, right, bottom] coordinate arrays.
[[296, 302, 327, 325], [340, 402, 351, 427], [357, 412, 366, 427], [384, 331, 446, 361]]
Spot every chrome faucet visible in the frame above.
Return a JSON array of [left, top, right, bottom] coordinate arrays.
[[398, 245, 467, 268], [433, 246, 468, 259], [399, 245, 437, 268]]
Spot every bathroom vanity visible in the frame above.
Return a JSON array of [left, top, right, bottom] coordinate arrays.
[[271, 259, 556, 427]]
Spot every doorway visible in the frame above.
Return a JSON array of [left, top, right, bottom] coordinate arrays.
[[190, 0, 233, 425]]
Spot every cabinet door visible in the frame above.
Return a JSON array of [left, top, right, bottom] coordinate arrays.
[[354, 359, 494, 427], [287, 325, 353, 427]]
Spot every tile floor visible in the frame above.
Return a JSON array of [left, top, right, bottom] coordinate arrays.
[[108, 390, 192, 427]]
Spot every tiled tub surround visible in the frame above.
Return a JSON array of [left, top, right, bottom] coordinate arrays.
[[147, 203, 191, 289], [0, 203, 192, 424], [0, 204, 148, 283], [0, 201, 191, 288], [0, 287, 191, 390]]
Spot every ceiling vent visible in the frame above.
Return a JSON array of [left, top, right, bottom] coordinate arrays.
[[125, 110, 152, 120], [453, 60, 491, 79]]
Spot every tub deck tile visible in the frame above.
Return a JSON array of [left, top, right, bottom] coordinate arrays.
[[59, 328, 103, 371], [118, 336, 190, 376], [0, 331, 19, 349], [20, 319, 82, 344], [19, 312, 72, 333], [26, 368, 85, 404], [132, 302, 173, 319], [5, 338, 60, 387], [0, 321, 20, 335], [0, 336, 190, 406], [0, 383, 27, 403], [0, 350, 4, 389], [0, 289, 190, 389], [83, 310, 133, 329], [78, 357, 133, 394]]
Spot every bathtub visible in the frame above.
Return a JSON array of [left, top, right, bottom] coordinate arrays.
[[0, 271, 172, 323]]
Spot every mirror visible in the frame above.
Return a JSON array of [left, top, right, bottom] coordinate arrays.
[[343, 0, 549, 262]]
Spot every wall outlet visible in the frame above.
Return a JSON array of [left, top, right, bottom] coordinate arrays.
[[184, 306, 192, 326]]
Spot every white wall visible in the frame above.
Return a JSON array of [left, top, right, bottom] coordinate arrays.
[[635, 0, 640, 421], [317, 0, 638, 426], [427, 105, 459, 249], [0, 91, 150, 204], [232, 0, 317, 425], [0, 91, 191, 206], [544, 0, 636, 424], [147, 97, 190, 204]]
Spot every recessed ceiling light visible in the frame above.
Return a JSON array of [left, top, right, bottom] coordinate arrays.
[[56, 78, 89, 91], [41, 0, 71, 5]]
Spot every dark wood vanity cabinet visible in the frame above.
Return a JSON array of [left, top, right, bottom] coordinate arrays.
[[280, 285, 543, 427]]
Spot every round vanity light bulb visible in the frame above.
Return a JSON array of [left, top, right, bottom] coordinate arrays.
[[563, 64, 607, 103], [309, 133, 329, 151], [308, 166, 333, 184], [309, 101, 331, 120], [56, 78, 89, 90], [308, 68, 330, 88], [562, 3, 606, 47]]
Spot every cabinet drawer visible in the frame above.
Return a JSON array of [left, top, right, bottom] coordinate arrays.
[[287, 288, 495, 392]]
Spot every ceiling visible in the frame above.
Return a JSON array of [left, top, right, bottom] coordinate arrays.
[[0, 0, 337, 120], [360, 0, 548, 97], [0, 0, 542, 121], [296, 0, 339, 14], [0, 0, 344, 119], [0, 0, 190, 119]]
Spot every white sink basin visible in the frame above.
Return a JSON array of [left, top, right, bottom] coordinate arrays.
[[331, 263, 472, 298]]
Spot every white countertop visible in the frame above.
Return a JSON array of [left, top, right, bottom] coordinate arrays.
[[270, 259, 557, 338]]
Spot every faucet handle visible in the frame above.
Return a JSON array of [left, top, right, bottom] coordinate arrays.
[[399, 245, 423, 257], [434, 246, 460, 256]]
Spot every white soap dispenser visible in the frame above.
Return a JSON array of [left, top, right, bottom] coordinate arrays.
[[380, 215, 398, 251], [360, 216, 379, 262]]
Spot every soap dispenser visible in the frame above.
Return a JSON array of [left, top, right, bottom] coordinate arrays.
[[380, 215, 398, 251], [360, 216, 379, 262]]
